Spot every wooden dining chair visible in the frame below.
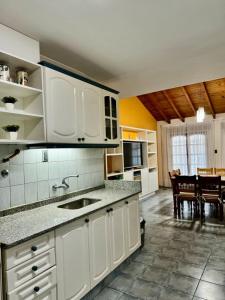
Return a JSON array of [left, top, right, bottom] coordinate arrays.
[[174, 175, 199, 218], [197, 168, 214, 175], [214, 168, 225, 176], [168, 169, 181, 214], [198, 175, 223, 221]]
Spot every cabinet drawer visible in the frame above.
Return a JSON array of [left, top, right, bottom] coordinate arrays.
[[6, 248, 55, 292], [5, 232, 55, 270], [7, 266, 56, 300]]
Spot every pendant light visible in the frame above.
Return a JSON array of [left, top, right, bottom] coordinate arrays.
[[196, 107, 205, 123]]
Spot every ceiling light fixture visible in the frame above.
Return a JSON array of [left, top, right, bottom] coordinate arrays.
[[196, 107, 205, 123]]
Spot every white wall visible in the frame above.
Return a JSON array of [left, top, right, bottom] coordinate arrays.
[[0, 147, 104, 210], [157, 113, 225, 186]]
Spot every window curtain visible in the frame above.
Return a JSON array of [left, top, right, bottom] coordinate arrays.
[[162, 122, 213, 187]]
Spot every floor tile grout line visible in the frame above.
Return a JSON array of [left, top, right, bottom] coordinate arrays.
[[192, 251, 212, 298]]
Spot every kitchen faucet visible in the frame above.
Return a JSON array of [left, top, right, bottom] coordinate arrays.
[[52, 174, 79, 191]]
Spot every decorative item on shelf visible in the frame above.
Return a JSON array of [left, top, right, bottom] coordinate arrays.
[[2, 125, 20, 140], [16, 69, 29, 86], [0, 63, 11, 81], [1, 96, 18, 111]]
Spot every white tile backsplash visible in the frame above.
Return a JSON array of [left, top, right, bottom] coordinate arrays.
[[11, 185, 25, 207], [25, 182, 38, 204], [0, 147, 104, 210], [24, 163, 37, 183], [0, 187, 10, 210]]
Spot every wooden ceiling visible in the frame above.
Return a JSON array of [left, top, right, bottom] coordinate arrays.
[[138, 77, 225, 123]]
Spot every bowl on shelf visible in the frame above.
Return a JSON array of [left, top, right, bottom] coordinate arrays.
[[1, 96, 18, 110], [2, 125, 20, 140]]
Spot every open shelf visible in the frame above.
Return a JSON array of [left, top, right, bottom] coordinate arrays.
[[0, 51, 41, 73], [107, 172, 124, 178], [0, 80, 42, 98], [106, 153, 123, 156], [0, 108, 43, 120]]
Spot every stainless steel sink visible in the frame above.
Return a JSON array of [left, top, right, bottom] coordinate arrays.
[[58, 198, 101, 209]]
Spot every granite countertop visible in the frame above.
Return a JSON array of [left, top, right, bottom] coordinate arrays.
[[0, 181, 141, 248]]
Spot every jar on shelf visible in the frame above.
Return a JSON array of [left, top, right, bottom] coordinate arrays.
[[16, 70, 29, 86], [0, 63, 10, 81]]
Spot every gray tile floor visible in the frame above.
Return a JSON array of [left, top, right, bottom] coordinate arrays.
[[94, 188, 225, 300]]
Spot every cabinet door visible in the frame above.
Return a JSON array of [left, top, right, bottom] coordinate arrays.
[[89, 209, 110, 288], [80, 83, 104, 143], [140, 168, 150, 197], [103, 93, 120, 145], [125, 196, 141, 255], [56, 219, 90, 300], [110, 202, 127, 270], [44, 68, 80, 143]]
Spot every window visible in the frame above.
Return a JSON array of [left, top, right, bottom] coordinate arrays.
[[171, 135, 188, 175], [171, 133, 207, 175]]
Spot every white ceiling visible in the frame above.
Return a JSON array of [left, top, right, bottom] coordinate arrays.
[[1, 0, 225, 97]]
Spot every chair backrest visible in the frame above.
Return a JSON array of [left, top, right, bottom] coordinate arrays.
[[198, 175, 221, 196], [197, 168, 214, 175], [214, 168, 225, 176], [174, 175, 197, 195], [169, 169, 181, 178]]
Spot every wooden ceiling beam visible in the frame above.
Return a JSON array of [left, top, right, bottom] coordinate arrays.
[[181, 86, 196, 115], [162, 91, 184, 122], [148, 94, 170, 123], [201, 82, 216, 119]]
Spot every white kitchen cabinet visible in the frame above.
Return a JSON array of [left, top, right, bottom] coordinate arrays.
[[140, 168, 150, 197], [7, 266, 56, 300], [125, 196, 141, 255], [103, 93, 120, 145], [149, 171, 158, 193], [80, 83, 104, 143], [43, 67, 120, 145], [43, 67, 80, 143], [109, 201, 127, 270], [88, 209, 111, 288], [56, 218, 90, 300]]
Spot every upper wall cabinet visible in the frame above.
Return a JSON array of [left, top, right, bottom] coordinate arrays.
[[103, 93, 120, 145], [43, 66, 119, 145], [43, 67, 80, 143]]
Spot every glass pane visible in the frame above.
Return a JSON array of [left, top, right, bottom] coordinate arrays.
[[112, 119, 118, 139], [105, 118, 111, 139], [171, 135, 188, 175], [104, 96, 110, 117], [111, 97, 117, 118], [188, 133, 207, 175]]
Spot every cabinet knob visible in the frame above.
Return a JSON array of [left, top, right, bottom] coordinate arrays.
[[104, 138, 108, 141], [32, 265, 38, 272], [33, 286, 40, 293], [31, 246, 37, 252], [82, 138, 85, 142], [85, 218, 89, 223], [125, 201, 129, 204], [78, 138, 81, 142], [110, 208, 113, 212], [106, 209, 110, 213]]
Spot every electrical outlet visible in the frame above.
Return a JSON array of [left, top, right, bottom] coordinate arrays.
[[42, 150, 48, 162]]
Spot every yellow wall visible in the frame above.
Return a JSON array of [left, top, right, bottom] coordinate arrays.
[[119, 96, 157, 130]]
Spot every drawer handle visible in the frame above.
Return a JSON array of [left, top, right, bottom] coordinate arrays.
[[31, 246, 37, 252], [33, 286, 40, 293], [32, 265, 38, 272]]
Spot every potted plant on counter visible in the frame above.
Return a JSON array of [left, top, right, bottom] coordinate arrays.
[[1, 96, 18, 110], [2, 125, 20, 140]]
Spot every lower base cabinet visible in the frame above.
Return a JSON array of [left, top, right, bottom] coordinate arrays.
[[56, 218, 90, 300], [56, 195, 141, 300]]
